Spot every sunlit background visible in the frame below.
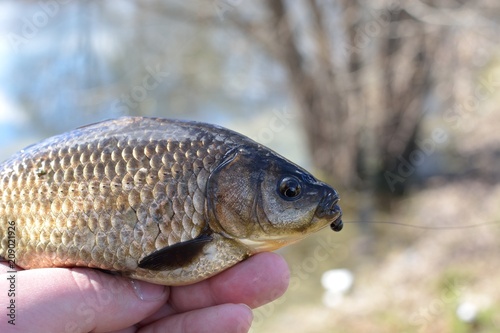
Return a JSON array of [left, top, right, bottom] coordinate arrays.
[[1, 1, 500, 332]]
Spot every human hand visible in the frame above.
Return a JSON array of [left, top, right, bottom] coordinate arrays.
[[0, 252, 289, 333]]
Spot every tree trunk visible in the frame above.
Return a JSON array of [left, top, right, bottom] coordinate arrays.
[[266, 0, 359, 189], [265, 1, 441, 194]]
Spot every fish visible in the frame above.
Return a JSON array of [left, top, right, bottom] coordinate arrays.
[[0, 117, 342, 285]]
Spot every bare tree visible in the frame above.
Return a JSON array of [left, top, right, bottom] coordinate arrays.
[[258, 1, 437, 192]]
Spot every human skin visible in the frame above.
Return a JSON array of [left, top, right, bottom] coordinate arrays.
[[0, 252, 290, 333]]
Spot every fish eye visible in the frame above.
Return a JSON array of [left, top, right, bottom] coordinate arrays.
[[278, 176, 302, 200]]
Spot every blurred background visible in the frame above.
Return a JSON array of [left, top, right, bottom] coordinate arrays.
[[1, 1, 500, 332]]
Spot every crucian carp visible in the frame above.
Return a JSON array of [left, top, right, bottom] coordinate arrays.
[[0, 117, 342, 285]]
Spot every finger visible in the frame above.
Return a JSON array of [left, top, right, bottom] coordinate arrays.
[[0, 268, 169, 333], [139, 303, 253, 333], [137, 252, 289, 326], [169, 252, 289, 312]]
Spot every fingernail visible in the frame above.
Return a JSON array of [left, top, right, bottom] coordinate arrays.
[[236, 304, 254, 333], [238, 303, 253, 313], [130, 279, 167, 301]]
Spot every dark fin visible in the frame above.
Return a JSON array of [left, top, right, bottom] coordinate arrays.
[[94, 268, 121, 276], [138, 234, 213, 271]]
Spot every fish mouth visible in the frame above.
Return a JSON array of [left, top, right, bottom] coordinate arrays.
[[316, 191, 343, 232]]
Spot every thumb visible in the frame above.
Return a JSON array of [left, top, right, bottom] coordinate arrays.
[[0, 267, 168, 333]]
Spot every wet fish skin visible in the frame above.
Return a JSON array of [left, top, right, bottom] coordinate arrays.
[[0, 117, 342, 285]]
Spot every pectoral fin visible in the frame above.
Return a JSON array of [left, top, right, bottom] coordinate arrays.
[[138, 234, 213, 271]]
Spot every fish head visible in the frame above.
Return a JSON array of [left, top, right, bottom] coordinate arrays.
[[207, 145, 343, 253]]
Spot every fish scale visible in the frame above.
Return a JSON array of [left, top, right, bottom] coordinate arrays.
[[0, 117, 343, 285], [0, 118, 235, 273]]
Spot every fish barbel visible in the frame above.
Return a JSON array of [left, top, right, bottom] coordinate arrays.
[[0, 117, 342, 285]]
